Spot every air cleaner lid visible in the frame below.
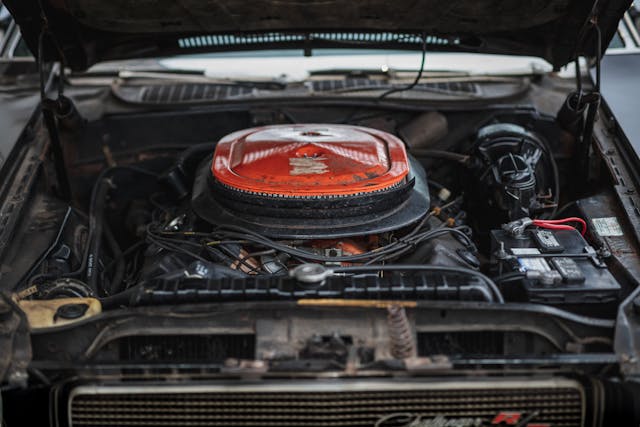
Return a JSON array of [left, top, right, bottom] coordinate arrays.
[[211, 124, 410, 197]]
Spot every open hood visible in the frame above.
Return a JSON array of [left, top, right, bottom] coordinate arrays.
[[3, 0, 632, 71]]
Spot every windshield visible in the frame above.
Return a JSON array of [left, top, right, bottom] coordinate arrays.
[[90, 49, 554, 81]]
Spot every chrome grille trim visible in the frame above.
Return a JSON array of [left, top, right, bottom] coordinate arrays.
[[69, 379, 585, 427]]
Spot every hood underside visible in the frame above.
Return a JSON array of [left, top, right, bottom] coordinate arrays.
[[3, 0, 632, 71]]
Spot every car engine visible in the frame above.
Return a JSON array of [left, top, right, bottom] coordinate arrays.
[[107, 122, 490, 303], [13, 112, 623, 315]]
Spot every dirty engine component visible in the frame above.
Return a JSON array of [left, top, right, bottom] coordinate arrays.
[[470, 123, 558, 223], [192, 124, 430, 239]]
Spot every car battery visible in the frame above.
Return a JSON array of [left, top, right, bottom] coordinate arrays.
[[490, 227, 620, 304]]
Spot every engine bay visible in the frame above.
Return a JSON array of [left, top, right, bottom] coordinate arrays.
[[5, 100, 634, 319], [3, 75, 640, 424]]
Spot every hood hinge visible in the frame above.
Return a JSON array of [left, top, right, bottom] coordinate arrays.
[[36, 1, 79, 201]]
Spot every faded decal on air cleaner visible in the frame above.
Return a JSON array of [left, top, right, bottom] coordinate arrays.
[[289, 156, 328, 175]]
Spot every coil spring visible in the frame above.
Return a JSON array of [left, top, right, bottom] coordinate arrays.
[[386, 305, 416, 359]]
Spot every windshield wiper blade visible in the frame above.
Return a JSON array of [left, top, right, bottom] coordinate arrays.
[[118, 70, 288, 90], [309, 68, 471, 78], [70, 68, 287, 90]]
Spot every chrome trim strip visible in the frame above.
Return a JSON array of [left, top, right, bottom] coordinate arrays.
[[70, 378, 583, 395], [68, 378, 586, 427]]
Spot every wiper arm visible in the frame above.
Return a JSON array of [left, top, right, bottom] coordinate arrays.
[[308, 68, 470, 78], [118, 70, 288, 90], [70, 68, 287, 90]]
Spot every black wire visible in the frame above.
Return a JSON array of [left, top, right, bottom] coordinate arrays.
[[37, 30, 47, 100], [147, 224, 258, 273], [216, 244, 262, 274], [548, 142, 561, 219], [74, 166, 158, 284], [211, 225, 472, 266], [214, 226, 399, 263], [149, 192, 171, 214], [594, 23, 602, 93], [404, 197, 461, 239], [409, 149, 471, 164], [37, 27, 66, 102], [363, 227, 473, 265], [204, 246, 237, 266], [243, 249, 277, 259], [104, 240, 146, 273], [102, 223, 125, 295], [145, 230, 208, 263], [147, 224, 262, 274], [85, 173, 112, 289], [143, 195, 470, 279], [148, 233, 206, 250], [413, 227, 473, 248], [575, 58, 583, 105], [552, 201, 577, 219], [378, 34, 427, 99], [15, 207, 73, 290], [178, 197, 469, 265], [493, 271, 527, 284]]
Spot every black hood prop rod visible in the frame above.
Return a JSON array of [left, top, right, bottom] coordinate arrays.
[[36, 0, 82, 201]]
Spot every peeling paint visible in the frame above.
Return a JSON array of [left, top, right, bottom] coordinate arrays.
[[289, 157, 328, 175]]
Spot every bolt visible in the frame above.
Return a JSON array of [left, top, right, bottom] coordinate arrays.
[[495, 241, 509, 260]]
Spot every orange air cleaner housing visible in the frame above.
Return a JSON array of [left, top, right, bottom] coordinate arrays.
[[211, 124, 410, 197], [192, 123, 430, 239]]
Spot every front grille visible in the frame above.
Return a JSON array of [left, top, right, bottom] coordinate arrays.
[[117, 334, 255, 363], [68, 379, 585, 427], [417, 331, 503, 356]]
